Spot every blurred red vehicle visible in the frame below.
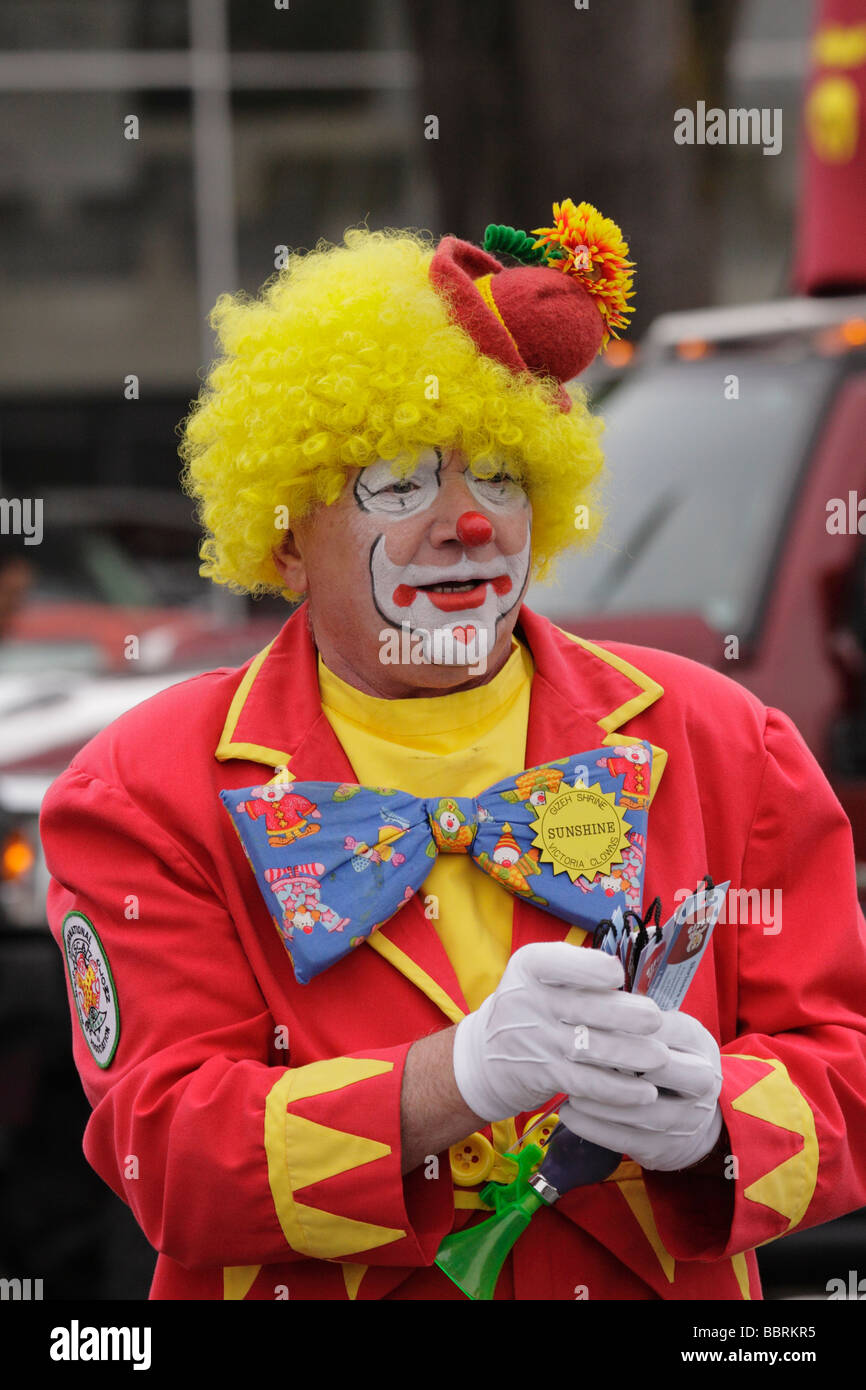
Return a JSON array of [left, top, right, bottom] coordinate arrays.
[[525, 292, 866, 1295], [529, 292, 866, 895]]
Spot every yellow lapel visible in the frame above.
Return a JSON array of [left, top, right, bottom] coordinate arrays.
[[216, 638, 293, 768], [557, 631, 668, 805]]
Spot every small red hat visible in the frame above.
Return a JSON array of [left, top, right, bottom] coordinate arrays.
[[429, 199, 635, 413]]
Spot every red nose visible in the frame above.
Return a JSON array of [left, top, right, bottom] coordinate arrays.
[[456, 511, 494, 547]]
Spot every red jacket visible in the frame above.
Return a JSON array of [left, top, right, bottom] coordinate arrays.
[[40, 603, 866, 1300]]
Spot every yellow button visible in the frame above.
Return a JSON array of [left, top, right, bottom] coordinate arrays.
[[520, 1111, 560, 1150], [450, 1132, 496, 1187]]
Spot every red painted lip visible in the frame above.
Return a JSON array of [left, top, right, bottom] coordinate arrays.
[[427, 583, 487, 611], [392, 575, 512, 611]]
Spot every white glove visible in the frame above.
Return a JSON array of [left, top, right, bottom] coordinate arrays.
[[559, 1009, 724, 1171], [452, 941, 670, 1123]]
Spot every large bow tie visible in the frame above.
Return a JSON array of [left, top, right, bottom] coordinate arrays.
[[221, 745, 651, 984]]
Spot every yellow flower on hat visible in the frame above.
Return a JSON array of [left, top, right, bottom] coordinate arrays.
[[531, 199, 636, 346]]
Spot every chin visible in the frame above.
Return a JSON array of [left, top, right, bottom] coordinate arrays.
[[405, 662, 484, 688], [396, 633, 511, 691]]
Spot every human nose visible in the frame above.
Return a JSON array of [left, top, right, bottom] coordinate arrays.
[[456, 511, 494, 546], [429, 506, 495, 549], [427, 473, 496, 548]]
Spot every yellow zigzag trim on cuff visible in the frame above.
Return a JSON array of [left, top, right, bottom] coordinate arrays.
[[282, 1112, 392, 1192], [265, 1057, 405, 1260], [616, 1176, 676, 1284], [728, 1054, 819, 1235], [223, 1265, 261, 1300], [340, 1263, 368, 1300], [731, 1252, 751, 1300]]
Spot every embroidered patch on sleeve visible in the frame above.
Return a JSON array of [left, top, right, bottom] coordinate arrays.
[[61, 911, 120, 1068]]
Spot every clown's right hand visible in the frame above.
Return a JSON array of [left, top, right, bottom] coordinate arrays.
[[451, 942, 669, 1124]]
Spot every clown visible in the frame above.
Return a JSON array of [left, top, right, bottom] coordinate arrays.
[[264, 863, 350, 941], [500, 765, 567, 809], [235, 784, 322, 847], [429, 797, 475, 854], [42, 197, 866, 1303], [178, 204, 615, 698], [581, 827, 644, 906], [596, 744, 651, 810], [475, 823, 545, 903]]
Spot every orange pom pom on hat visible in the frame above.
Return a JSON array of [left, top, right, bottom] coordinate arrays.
[[429, 198, 636, 412]]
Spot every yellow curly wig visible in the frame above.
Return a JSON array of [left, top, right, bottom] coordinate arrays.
[[179, 227, 605, 598]]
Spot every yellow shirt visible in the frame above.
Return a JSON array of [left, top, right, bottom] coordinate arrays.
[[317, 637, 535, 1010]]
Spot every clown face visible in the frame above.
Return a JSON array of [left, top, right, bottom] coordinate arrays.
[[614, 745, 649, 765], [273, 447, 532, 697], [438, 807, 463, 836], [359, 450, 530, 669], [249, 783, 288, 801], [493, 843, 520, 867]]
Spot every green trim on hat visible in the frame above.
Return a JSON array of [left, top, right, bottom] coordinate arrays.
[[482, 224, 564, 267]]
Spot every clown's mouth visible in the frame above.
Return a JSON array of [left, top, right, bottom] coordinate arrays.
[[393, 575, 512, 612]]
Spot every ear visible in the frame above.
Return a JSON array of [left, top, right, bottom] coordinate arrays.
[[272, 528, 308, 595]]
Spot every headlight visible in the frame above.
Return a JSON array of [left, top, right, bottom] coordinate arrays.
[[0, 817, 48, 929], [2, 829, 36, 878]]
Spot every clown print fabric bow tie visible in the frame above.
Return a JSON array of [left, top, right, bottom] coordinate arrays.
[[221, 744, 652, 984]]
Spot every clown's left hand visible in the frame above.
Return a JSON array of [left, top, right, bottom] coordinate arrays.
[[559, 1010, 724, 1172]]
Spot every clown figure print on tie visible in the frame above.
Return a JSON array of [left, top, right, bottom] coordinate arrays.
[[222, 745, 651, 984]]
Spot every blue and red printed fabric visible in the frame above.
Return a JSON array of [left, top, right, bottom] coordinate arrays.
[[221, 744, 652, 983]]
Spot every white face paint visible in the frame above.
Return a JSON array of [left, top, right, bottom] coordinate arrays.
[[354, 453, 443, 517], [356, 449, 532, 667], [463, 470, 529, 514], [368, 533, 531, 663], [354, 451, 528, 519], [493, 844, 520, 866]]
